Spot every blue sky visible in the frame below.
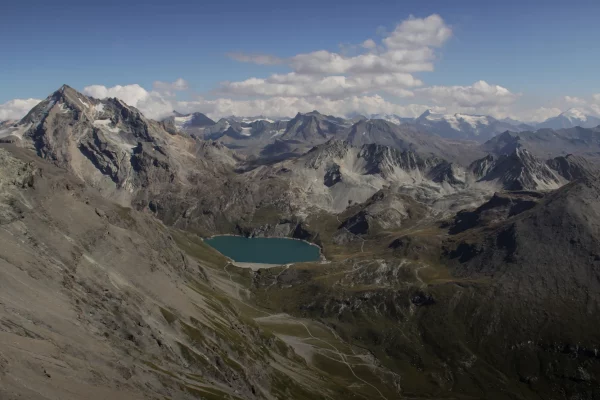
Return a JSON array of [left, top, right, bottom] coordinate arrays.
[[1, 0, 599, 121]]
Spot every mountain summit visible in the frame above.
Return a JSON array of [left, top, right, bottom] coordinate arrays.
[[537, 108, 600, 129]]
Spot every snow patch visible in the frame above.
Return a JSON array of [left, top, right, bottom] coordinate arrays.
[[270, 129, 285, 138], [0, 123, 32, 139], [240, 127, 252, 136], [93, 119, 120, 133], [242, 117, 275, 123], [77, 97, 90, 108], [562, 108, 587, 122], [58, 103, 70, 114]]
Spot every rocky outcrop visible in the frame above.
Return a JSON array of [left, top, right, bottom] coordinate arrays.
[[546, 154, 596, 181], [469, 148, 566, 190], [444, 191, 544, 234]]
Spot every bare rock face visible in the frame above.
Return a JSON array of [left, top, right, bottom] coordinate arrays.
[[0, 144, 340, 400], [323, 163, 342, 187], [469, 147, 566, 190], [546, 154, 597, 181]]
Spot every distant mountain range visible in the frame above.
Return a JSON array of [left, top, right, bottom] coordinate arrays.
[[481, 126, 600, 159], [164, 109, 483, 164], [165, 107, 600, 145]]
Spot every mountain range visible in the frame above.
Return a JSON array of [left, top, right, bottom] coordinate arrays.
[[164, 107, 600, 151], [1, 85, 599, 400]]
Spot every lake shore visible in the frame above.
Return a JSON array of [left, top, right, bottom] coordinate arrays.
[[233, 262, 285, 270]]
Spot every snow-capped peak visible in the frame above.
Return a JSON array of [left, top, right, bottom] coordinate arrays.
[[561, 108, 588, 122]]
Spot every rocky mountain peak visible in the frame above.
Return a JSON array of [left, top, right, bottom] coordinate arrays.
[[418, 109, 434, 119], [537, 108, 600, 129], [358, 143, 434, 175], [471, 147, 565, 190], [546, 154, 596, 181]]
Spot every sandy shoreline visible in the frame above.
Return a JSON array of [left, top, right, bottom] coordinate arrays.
[[233, 262, 285, 270]]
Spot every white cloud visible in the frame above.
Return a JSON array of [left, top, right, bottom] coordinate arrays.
[[80, 83, 439, 120], [288, 48, 436, 75], [362, 39, 377, 49], [588, 104, 600, 116], [222, 14, 451, 99], [518, 107, 562, 123], [0, 98, 42, 121], [83, 84, 150, 106], [554, 95, 600, 117], [83, 84, 173, 120], [416, 80, 519, 108], [564, 95, 586, 105], [12, 80, 586, 123], [153, 78, 189, 93], [219, 72, 420, 98], [178, 95, 441, 120], [382, 14, 452, 49]]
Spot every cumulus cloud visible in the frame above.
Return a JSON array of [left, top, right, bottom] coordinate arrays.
[[80, 83, 440, 120], [222, 14, 452, 98], [219, 72, 420, 98], [178, 95, 441, 120], [0, 98, 42, 121], [554, 95, 600, 117], [361, 39, 377, 50], [416, 80, 519, 108], [153, 78, 189, 93], [30, 80, 585, 123], [287, 48, 436, 75], [516, 107, 562, 123], [382, 14, 452, 49], [564, 95, 586, 105], [83, 84, 173, 120]]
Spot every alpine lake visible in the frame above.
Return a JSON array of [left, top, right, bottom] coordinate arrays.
[[204, 236, 321, 265]]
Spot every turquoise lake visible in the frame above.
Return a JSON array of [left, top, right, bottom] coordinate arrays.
[[204, 236, 321, 264]]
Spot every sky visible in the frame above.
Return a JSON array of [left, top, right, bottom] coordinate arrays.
[[1, 0, 600, 122]]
